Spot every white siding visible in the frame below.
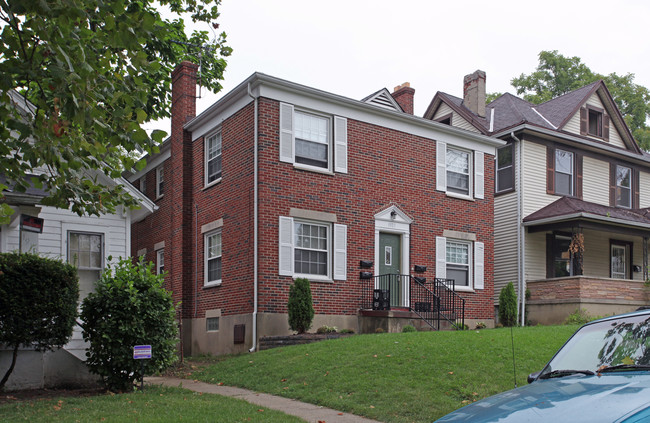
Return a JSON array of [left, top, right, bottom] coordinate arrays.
[[494, 191, 518, 300], [433, 103, 480, 133], [582, 156, 610, 206], [564, 94, 626, 149], [584, 231, 644, 281], [521, 141, 557, 217], [640, 170, 650, 208]]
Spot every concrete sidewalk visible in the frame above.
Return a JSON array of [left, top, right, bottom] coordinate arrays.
[[145, 376, 382, 423]]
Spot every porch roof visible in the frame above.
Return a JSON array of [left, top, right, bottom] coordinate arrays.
[[523, 197, 650, 234]]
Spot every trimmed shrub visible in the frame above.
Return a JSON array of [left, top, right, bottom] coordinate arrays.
[[498, 282, 518, 327], [402, 325, 416, 333], [80, 258, 178, 392], [0, 252, 79, 390], [287, 278, 314, 334]]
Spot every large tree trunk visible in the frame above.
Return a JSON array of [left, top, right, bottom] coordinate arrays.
[[0, 344, 19, 390]]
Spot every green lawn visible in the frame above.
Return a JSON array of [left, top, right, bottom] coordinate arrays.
[[0, 325, 578, 423], [192, 325, 579, 422], [0, 385, 305, 422]]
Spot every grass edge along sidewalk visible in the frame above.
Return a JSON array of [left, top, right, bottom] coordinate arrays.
[[147, 376, 382, 423], [189, 325, 578, 422]]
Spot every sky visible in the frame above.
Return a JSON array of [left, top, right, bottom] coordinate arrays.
[[146, 0, 650, 133]]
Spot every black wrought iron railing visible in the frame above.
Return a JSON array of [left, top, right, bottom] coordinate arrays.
[[361, 274, 465, 330]]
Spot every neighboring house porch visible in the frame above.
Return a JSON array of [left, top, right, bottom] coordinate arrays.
[[523, 197, 650, 324]]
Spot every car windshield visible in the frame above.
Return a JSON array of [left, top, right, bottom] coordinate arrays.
[[540, 314, 650, 378]]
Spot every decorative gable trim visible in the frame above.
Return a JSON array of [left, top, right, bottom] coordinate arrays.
[[362, 88, 403, 112]]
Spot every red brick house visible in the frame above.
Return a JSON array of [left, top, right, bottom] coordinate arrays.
[[128, 62, 502, 355]]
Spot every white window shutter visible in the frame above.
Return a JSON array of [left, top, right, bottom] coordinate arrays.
[[279, 103, 294, 163], [334, 116, 348, 173], [435, 236, 447, 279], [474, 241, 484, 290], [333, 224, 347, 280], [278, 216, 294, 276], [436, 141, 447, 191], [474, 151, 484, 199]]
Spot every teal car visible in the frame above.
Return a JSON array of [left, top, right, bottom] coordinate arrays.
[[435, 309, 650, 422]]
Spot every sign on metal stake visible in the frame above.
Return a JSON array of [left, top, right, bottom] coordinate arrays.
[[133, 345, 152, 391]]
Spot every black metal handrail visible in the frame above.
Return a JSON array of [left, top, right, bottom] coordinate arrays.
[[361, 274, 465, 330], [410, 277, 465, 330]]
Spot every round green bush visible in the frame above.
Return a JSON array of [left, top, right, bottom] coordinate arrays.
[[0, 252, 79, 389], [402, 325, 416, 333], [80, 258, 178, 392]]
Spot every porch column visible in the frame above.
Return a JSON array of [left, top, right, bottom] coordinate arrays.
[[570, 227, 584, 276], [643, 236, 648, 281]]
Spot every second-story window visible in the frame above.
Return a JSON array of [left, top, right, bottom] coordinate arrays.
[[205, 131, 222, 185], [295, 111, 329, 169], [446, 147, 471, 196], [615, 165, 632, 208], [554, 149, 574, 196], [496, 144, 514, 193], [156, 165, 164, 198]]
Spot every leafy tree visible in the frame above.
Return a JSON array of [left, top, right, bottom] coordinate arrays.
[[287, 278, 315, 334], [509, 50, 650, 150], [498, 282, 518, 327], [80, 258, 178, 392], [0, 0, 232, 222], [0, 252, 79, 390]]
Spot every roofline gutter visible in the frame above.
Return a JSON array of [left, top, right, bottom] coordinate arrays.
[[495, 124, 650, 166], [522, 212, 650, 231], [185, 73, 504, 149]]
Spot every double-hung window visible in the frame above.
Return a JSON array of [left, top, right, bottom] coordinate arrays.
[[554, 149, 574, 196], [156, 165, 164, 198], [435, 236, 484, 291], [157, 249, 165, 275], [615, 165, 632, 208], [295, 112, 329, 169], [205, 230, 222, 286], [436, 142, 484, 199], [446, 240, 471, 287], [446, 147, 471, 196], [294, 221, 330, 277], [68, 232, 103, 270], [496, 144, 514, 193], [205, 131, 222, 185], [279, 103, 348, 174], [278, 215, 347, 281]]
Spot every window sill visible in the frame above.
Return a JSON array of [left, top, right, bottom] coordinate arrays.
[[203, 177, 222, 190], [203, 281, 222, 289], [294, 275, 334, 283], [451, 286, 475, 293], [495, 188, 515, 197], [445, 192, 474, 202], [293, 164, 335, 176]]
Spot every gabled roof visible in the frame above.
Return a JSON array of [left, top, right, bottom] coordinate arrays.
[[523, 196, 650, 229], [426, 79, 642, 156], [424, 92, 490, 134], [361, 88, 403, 112]]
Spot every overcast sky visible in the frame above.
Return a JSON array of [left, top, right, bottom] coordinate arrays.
[[146, 0, 650, 132]]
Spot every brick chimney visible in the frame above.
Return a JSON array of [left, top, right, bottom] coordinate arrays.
[[169, 61, 198, 321], [463, 70, 486, 117], [391, 82, 415, 115]]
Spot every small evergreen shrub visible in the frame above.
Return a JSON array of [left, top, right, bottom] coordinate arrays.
[[402, 325, 416, 333], [287, 278, 314, 334], [81, 258, 178, 392], [498, 282, 518, 327], [316, 325, 337, 334]]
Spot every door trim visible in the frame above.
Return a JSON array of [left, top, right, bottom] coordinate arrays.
[[374, 206, 412, 307]]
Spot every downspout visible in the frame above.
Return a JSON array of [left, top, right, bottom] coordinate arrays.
[[510, 131, 526, 326], [248, 82, 259, 352]]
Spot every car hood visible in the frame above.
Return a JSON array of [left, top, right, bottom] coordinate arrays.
[[435, 373, 650, 422]]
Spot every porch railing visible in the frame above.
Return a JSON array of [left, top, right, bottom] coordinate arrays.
[[361, 274, 465, 330]]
